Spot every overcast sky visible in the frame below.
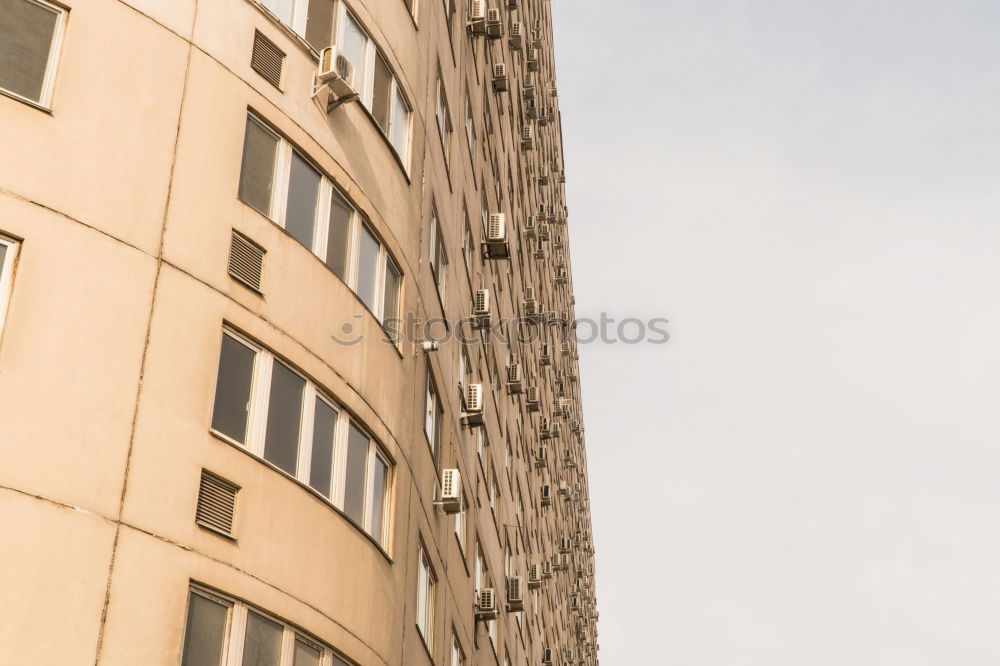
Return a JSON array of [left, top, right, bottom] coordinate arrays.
[[553, 1, 1000, 663]]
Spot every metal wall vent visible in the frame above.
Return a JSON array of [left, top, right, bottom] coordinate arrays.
[[228, 230, 265, 291], [196, 470, 238, 537], [251, 30, 285, 89]]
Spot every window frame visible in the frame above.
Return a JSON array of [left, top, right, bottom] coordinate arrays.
[[0, 0, 68, 110], [415, 542, 437, 650], [181, 585, 350, 666], [334, 3, 412, 169], [237, 113, 402, 334], [429, 208, 449, 305], [0, 235, 21, 336], [424, 370, 443, 465], [209, 328, 393, 548], [435, 75, 453, 166]]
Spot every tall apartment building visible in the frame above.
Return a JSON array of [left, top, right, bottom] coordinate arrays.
[[0, 0, 597, 664]]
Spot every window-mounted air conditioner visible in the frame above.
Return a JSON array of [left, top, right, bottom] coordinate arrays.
[[540, 484, 552, 507], [476, 588, 499, 620], [506, 577, 524, 612], [509, 22, 524, 49], [541, 560, 553, 578], [462, 383, 485, 426], [506, 362, 524, 394], [314, 47, 360, 111], [439, 468, 462, 513], [528, 564, 542, 589], [467, 1, 487, 35], [534, 445, 548, 469], [538, 222, 550, 240], [472, 289, 491, 329], [492, 62, 509, 92], [527, 48, 540, 72], [482, 212, 509, 259], [486, 8, 504, 38], [526, 385, 540, 412], [524, 215, 537, 238], [554, 266, 568, 285], [521, 125, 534, 150], [539, 343, 552, 366], [538, 165, 550, 187]]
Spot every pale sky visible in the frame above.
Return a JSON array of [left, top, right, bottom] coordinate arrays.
[[553, 1, 1000, 663]]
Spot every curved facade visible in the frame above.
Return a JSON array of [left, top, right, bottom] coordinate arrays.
[[0, 0, 597, 664]]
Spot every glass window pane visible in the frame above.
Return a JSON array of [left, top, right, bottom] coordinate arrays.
[[382, 259, 400, 328], [180, 592, 231, 666], [304, 0, 335, 51], [0, 0, 59, 103], [242, 611, 283, 666], [263, 360, 305, 476], [0, 244, 7, 275], [370, 455, 387, 542], [260, 0, 292, 24], [372, 55, 392, 132], [238, 117, 279, 217], [340, 12, 368, 89], [284, 152, 321, 250], [343, 422, 370, 524], [211, 334, 256, 444], [390, 89, 410, 163], [326, 189, 353, 280], [332, 656, 351, 666], [356, 226, 379, 312], [310, 398, 337, 498], [416, 551, 428, 633], [294, 639, 322, 666]]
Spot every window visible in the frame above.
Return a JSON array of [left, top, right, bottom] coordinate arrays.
[[464, 92, 475, 154], [424, 371, 443, 464], [0, 235, 19, 335], [436, 77, 453, 164], [237, 115, 402, 330], [181, 587, 349, 666], [0, 0, 66, 107], [335, 6, 412, 166], [416, 543, 436, 649], [450, 635, 465, 666], [254, 0, 337, 52], [429, 210, 448, 303], [210, 329, 392, 546], [453, 490, 466, 553]]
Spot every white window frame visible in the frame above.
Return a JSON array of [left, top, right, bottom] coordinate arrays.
[[436, 76, 453, 165], [210, 328, 392, 547], [429, 210, 448, 303], [335, 3, 412, 168], [183, 585, 346, 666], [450, 634, 465, 666], [416, 543, 436, 649], [0, 235, 20, 335], [0, 0, 67, 109], [238, 114, 402, 329]]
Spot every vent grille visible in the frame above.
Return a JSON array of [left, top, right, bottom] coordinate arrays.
[[229, 230, 265, 291], [251, 30, 285, 89], [196, 470, 238, 537]]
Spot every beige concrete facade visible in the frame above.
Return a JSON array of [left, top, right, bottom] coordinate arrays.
[[0, 0, 597, 665]]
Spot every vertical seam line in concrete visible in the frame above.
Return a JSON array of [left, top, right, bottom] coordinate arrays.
[[91, 4, 198, 663]]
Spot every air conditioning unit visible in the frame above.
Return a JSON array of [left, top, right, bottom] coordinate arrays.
[[542, 647, 553, 665], [541, 560, 553, 579], [550, 84, 558, 98], [554, 266, 568, 285], [476, 588, 499, 620], [560, 536, 573, 553], [525, 385, 540, 411], [539, 105, 552, 126], [527, 48, 539, 72], [522, 72, 536, 100], [524, 215, 537, 237], [540, 484, 552, 507], [561, 341, 572, 357], [315, 47, 360, 110], [528, 564, 542, 589], [539, 343, 552, 366], [486, 8, 503, 38], [525, 97, 538, 120], [521, 125, 534, 150], [506, 362, 523, 394], [506, 577, 524, 612], [538, 165, 550, 186], [467, 1, 487, 35], [533, 239, 546, 260], [538, 222, 550, 240], [537, 203, 549, 222], [509, 22, 524, 49], [482, 212, 509, 259], [492, 63, 508, 92], [554, 233, 565, 250], [438, 468, 462, 513], [472, 289, 491, 329], [534, 445, 548, 469], [462, 383, 485, 426]]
